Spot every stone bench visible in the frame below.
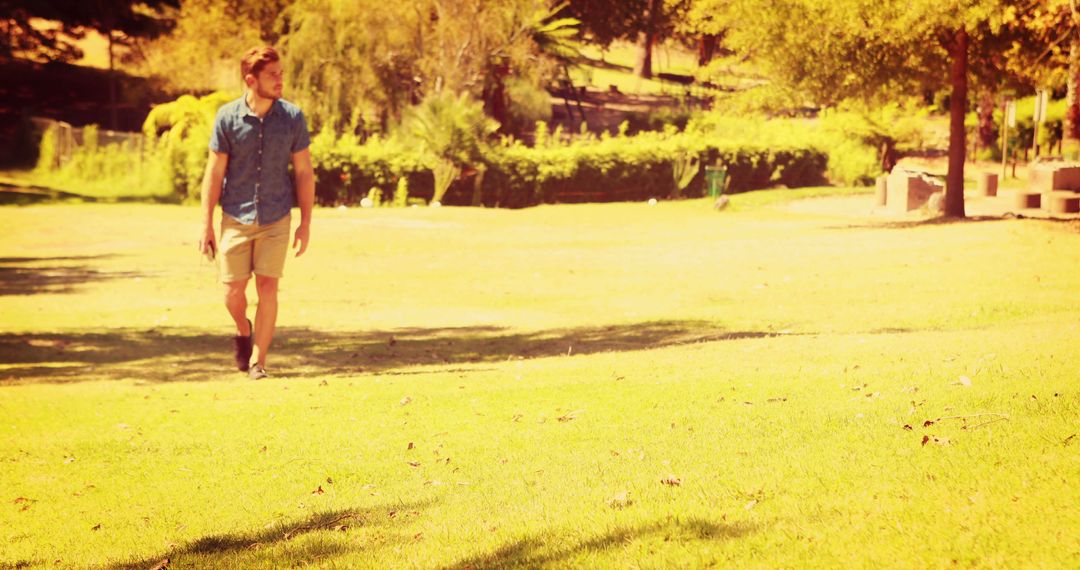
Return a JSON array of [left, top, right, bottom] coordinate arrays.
[[1013, 191, 1042, 209], [1044, 191, 1080, 214], [1029, 164, 1080, 193], [886, 169, 942, 213]]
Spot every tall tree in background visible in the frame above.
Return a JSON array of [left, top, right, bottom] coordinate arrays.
[[564, 0, 688, 78], [1, 0, 85, 62], [720, 0, 1012, 218], [1, 0, 178, 129], [278, 0, 564, 135], [134, 0, 286, 93], [1001, 1, 1077, 157], [562, 0, 645, 47]]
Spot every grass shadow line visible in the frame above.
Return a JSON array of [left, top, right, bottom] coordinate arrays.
[[441, 517, 757, 570], [0, 321, 801, 385], [104, 498, 436, 570]]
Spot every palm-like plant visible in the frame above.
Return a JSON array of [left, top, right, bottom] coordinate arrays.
[[401, 91, 499, 204]]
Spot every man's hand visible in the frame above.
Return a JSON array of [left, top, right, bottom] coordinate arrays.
[[293, 223, 310, 257], [199, 224, 217, 260]]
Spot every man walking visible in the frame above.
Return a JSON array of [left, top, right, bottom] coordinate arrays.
[[198, 46, 314, 379]]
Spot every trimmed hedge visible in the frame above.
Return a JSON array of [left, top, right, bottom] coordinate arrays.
[[135, 93, 839, 207], [311, 129, 829, 208]]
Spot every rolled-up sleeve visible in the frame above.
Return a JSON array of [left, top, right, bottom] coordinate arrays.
[[291, 111, 311, 154], [209, 109, 231, 154]]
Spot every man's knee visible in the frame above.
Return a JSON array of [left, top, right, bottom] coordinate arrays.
[[255, 275, 279, 298], [223, 280, 248, 305]]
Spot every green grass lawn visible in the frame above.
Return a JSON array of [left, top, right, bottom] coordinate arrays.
[[2, 190, 1079, 568]]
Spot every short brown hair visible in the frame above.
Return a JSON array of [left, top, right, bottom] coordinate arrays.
[[241, 46, 279, 80]]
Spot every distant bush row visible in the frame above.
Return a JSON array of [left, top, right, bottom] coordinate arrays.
[[309, 125, 831, 208], [35, 91, 898, 206]]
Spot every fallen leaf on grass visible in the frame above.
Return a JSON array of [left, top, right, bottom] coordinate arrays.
[[311, 486, 325, 495], [91, 524, 102, 531], [400, 396, 412, 406], [407, 461, 421, 467], [661, 474, 682, 486], [902, 425, 913, 431], [147, 558, 169, 570], [607, 491, 632, 509], [558, 410, 583, 422], [744, 500, 758, 510], [921, 435, 951, 447], [954, 376, 972, 387], [923, 420, 935, 427]]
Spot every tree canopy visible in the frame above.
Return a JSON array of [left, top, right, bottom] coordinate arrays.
[[1, 0, 178, 63]]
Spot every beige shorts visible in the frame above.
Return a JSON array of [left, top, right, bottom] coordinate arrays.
[[219, 214, 291, 283]]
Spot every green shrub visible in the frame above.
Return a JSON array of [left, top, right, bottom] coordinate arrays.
[[32, 122, 173, 198], [310, 114, 832, 208], [504, 78, 554, 135], [143, 91, 238, 202]]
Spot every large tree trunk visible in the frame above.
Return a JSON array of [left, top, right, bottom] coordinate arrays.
[[108, 28, 117, 131], [635, 0, 662, 79], [945, 27, 968, 218], [976, 90, 996, 157], [1065, 6, 1080, 159], [698, 34, 718, 66]]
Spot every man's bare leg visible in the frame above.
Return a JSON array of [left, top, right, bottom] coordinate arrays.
[[224, 279, 251, 335], [251, 275, 279, 368]]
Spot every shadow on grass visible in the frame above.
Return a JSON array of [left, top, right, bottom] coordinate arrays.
[[0, 321, 790, 384], [825, 215, 1013, 231], [442, 517, 758, 569], [0, 255, 140, 295], [104, 498, 435, 570], [1, 186, 181, 206]]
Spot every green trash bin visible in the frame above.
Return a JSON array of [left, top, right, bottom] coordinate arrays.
[[705, 165, 727, 198]]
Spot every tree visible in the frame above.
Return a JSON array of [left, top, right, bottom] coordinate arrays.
[[719, 0, 1012, 218], [564, 0, 689, 78], [278, 0, 564, 136], [1, 0, 178, 129], [1, 1, 85, 62], [999, 1, 1076, 156], [132, 0, 287, 94]]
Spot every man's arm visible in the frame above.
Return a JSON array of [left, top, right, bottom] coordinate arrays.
[[291, 148, 314, 257], [199, 150, 229, 256]]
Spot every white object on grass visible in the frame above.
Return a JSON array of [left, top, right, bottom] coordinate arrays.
[[360, 197, 374, 208], [648, 198, 657, 206]]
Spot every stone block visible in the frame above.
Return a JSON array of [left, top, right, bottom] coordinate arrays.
[[1028, 164, 1080, 193], [886, 170, 942, 213], [874, 175, 887, 206], [976, 172, 998, 197], [1045, 191, 1080, 214], [1013, 191, 1041, 209]]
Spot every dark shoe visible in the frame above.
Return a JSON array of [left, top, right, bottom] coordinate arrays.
[[249, 364, 268, 380], [234, 319, 253, 372]]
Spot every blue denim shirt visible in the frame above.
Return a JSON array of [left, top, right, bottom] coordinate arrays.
[[209, 96, 311, 225]]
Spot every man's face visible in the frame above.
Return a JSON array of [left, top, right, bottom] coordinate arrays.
[[247, 61, 284, 100]]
